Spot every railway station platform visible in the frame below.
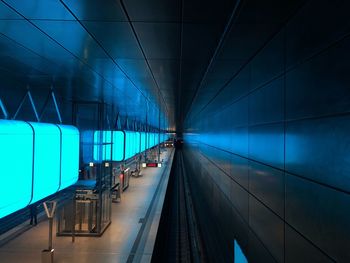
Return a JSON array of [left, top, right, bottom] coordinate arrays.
[[0, 149, 174, 263]]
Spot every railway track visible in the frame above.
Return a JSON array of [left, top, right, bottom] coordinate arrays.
[[152, 150, 205, 263]]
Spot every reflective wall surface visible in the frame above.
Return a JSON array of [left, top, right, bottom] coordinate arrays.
[[184, 0, 350, 262]]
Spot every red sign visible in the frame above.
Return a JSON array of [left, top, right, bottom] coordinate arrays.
[[146, 163, 158, 167]]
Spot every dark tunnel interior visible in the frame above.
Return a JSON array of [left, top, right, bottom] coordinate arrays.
[[0, 0, 350, 262]]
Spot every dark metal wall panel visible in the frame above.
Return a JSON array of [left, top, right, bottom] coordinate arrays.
[[247, 228, 277, 263], [285, 174, 350, 262], [183, 0, 350, 262], [249, 196, 284, 263], [286, 36, 350, 120], [285, 0, 350, 69], [250, 32, 284, 90], [285, 116, 350, 192], [249, 77, 284, 125], [231, 154, 249, 189], [285, 225, 332, 263], [249, 161, 284, 218], [230, 178, 249, 222]]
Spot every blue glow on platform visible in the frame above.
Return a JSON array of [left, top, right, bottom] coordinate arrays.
[[0, 120, 33, 219]]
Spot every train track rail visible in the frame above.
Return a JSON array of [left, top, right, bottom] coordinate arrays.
[[152, 150, 205, 263]]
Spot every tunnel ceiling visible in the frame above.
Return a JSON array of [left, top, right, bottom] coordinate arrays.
[[0, 0, 305, 131]]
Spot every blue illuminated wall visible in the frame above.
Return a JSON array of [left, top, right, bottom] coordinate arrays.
[[0, 120, 79, 219], [183, 1, 350, 262]]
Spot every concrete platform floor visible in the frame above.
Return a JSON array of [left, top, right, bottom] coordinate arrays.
[[0, 148, 174, 263]]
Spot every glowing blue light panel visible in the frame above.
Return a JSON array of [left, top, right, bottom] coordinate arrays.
[[0, 120, 33, 219], [112, 131, 124, 161], [124, 131, 134, 160], [149, 133, 154, 148], [140, 132, 146, 152], [155, 133, 159, 145], [30, 122, 60, 203], [0, 120, 80, 219], [124, 131, 129, 159], [58, 125, 79, 190], [93, 131, 112, 161], [92, 130, 168, 162], [135, 132, 140, 154]]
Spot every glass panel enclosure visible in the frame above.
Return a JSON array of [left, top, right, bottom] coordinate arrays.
[[57, 102, 112, 237]]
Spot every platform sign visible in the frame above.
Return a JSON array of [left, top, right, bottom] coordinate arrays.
[[143, 162, 161, 168]]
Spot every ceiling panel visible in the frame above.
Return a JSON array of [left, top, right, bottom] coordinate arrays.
[[0, 0, 305, 131], [148, 59, 179, 78], [0, 20, 72, 61], [133, 22, 180, 60], [3, 0, 74, 20], [82, 21, 143, 59], [182, 23, 224, 60], [62, 0, 127, 21], [217, 23, 280, 60], [183, 0, 237, 23], [116, 58, 151, 78], [124, 0, 181, 22], [33, 20, 108, 60], [0, 1, 22, 19]]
